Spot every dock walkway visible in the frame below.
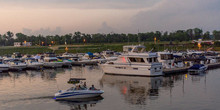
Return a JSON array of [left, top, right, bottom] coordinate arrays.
[[163, 62, 220, 75]]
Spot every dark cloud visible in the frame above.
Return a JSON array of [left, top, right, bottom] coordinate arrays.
[[132, 0, 220, 32]]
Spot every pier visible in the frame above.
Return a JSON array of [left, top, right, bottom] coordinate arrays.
[[164, 62, 220, 75]]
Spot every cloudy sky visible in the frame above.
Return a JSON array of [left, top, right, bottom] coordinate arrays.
[[0, 0, 220, 35]]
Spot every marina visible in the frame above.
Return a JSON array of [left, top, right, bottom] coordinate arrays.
[[1, 45, 220, 110], [1, 66, 220, 110], [1, 0, 220, 109]]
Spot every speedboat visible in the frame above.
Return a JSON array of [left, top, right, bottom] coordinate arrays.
[[54, 78, 104, 100], [100, 45, 163, 77], [43, 53, 63, 68], [0, 57, 9, 72], [188, 64, 208, 74], [25, 58, 44, 69]]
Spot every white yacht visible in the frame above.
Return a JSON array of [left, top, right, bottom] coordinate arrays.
[[25, 58, 44, 69], [101, 45, 163, 77], [0, 57, 9, 72], [43, 53, 63, 68], [4, 58, 27, 71]]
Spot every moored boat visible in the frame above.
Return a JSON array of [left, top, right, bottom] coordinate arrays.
[[188, 64, 208, 74], [25, 58, 44, 69], [0, 57, 9, 72], [101, 45, 163, 77], [43, 53, 63, 68]]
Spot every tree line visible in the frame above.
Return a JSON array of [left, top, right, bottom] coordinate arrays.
[[1, 28, 220, 46]]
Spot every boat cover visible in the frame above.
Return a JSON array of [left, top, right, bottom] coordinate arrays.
[[189, 64, 205, 69]]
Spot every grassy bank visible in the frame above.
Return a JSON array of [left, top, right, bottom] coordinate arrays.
[[0, 41, 216, 55]]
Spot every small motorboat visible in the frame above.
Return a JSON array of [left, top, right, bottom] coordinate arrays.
[[54, 78, 104, 100], [188, 64, 208, 74], [0, 57, 9, 72], [5, 58, 27, 71], [25, 58, 44, 70]]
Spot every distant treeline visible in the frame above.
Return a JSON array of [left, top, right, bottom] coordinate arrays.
[[1, 28, 220, 46]]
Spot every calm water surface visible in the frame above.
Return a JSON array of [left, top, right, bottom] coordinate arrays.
[[0, 66, 220, 110]]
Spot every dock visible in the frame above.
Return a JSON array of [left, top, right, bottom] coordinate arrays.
[[163, 62, 220, 75], [163, 67, 189, 74]]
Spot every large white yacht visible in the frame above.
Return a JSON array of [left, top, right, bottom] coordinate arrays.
[[101, 45, 163, 77], [43, 53, 63, 68], [0, 57, 9, 72]]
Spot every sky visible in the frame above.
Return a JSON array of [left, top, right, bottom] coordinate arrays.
[[0, 0, 220, 35]]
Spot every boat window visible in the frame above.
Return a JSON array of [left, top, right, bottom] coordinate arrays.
[[147, 58, 153, 63], [129, 58, 145, 63], [153, 57, 158, 62], [161, 54, 173, 60]]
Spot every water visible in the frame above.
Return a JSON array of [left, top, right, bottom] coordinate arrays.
[[0, 66, 220, 110]]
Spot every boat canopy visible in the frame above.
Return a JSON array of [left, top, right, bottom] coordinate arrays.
[[68, 78, 86, 84]]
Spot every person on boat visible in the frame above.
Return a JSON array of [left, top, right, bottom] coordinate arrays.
[[89, 85, 97, 90], [83, 82, 87, 89]]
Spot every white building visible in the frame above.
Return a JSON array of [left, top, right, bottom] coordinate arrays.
[[14, 42, 22, 47], [14, 42, 32, 47]]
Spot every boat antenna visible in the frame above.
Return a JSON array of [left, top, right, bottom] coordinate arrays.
[[138, 29, 140, 44]]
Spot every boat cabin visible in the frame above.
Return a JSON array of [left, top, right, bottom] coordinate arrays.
[[114, 52, 159, 65], [158, 52, 174, 60]]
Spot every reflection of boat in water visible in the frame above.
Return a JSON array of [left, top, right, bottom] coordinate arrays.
[[41, 69, 63, 80], [8, 71, 27, 78], [26, 70, 42, 77], [101, 74, 163, 104], [54, 78, 104, 100], [57, 96, 103, 110]]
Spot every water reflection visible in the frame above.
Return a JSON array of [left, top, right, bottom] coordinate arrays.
[[56, 96, 103, 110], [41, 68, 65, 81], [101, 74, 163, 105]]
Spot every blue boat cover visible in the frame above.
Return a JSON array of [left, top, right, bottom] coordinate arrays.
[[189, 64, 205, 69]]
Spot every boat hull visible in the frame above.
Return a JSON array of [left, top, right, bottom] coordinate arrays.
[[0, 67, 9, 72], [43, 62, 63, 68], [9, 65, 27, 71], [27, 64, 43, 69], [54, 90, 104, 100], [101, 64, 163, 77]]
